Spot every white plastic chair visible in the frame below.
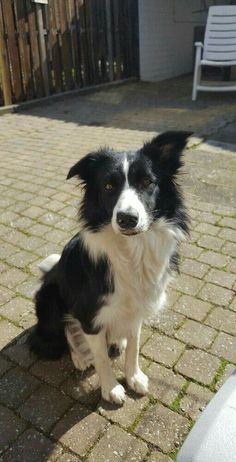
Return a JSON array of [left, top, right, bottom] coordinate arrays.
[[192, 5, 236, 100]]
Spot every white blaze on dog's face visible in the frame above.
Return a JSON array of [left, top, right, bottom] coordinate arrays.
[[111, 156, 150, 235]]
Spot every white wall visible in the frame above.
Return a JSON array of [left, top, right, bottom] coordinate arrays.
[[139, 0, 231, 82]]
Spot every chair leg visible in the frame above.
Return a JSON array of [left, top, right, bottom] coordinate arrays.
[[192, 46, 202, 101], [192, 63, 201, 101]]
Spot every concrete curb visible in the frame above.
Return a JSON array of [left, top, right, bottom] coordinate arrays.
[[0, 77, 138, 116]]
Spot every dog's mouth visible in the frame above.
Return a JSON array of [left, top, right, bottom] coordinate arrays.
[[120, 229, 142, 236]]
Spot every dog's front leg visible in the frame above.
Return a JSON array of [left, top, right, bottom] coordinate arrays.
[[85, 329, 126, 404], [125, 322, 149, 395]]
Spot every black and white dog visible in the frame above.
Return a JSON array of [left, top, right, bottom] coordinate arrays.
[[29, 131, 190, 404]]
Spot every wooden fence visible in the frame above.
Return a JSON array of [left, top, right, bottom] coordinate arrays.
[[0, 0, 139, 106]]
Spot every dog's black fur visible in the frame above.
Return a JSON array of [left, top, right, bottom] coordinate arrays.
[[28, 131, 190, 360]]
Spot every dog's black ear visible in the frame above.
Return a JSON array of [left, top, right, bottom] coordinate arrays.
[[67, 150, 108, 182], [142, 131, 192, 174]]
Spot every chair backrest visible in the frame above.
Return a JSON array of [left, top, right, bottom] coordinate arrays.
[[203, 5, 236, 61]]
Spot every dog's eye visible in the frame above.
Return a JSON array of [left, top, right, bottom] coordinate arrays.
[[105, 183, 114, 191], [142, 178, 153, 188]]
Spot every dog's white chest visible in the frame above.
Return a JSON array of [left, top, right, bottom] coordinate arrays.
[[83, 221, 179, 335]]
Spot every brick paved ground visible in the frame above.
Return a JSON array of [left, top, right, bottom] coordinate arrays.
[[0, 80, 236, 461]]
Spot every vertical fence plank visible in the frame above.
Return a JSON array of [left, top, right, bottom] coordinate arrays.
[[68, 0, 80, 87], [83, 0, 93, 84], [26, 1, 44, 97], [58, 0, 73, 90], [105, 0, 114, 81], [2, 0, 23, 102], [36, 3, 49, 95], [112, 0, 121, 80], [15, 0, 33, 100], [0, 1, 12, 105], [48, 0, 62, 93]]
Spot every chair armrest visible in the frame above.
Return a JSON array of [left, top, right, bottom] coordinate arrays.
[[194, 42, 204, 48]]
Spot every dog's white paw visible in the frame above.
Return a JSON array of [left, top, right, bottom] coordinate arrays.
[[102, 383, 126, 405], [127, 369, 149, 395]]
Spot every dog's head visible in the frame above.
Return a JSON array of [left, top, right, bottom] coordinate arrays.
[[67, 131, 191, 235]]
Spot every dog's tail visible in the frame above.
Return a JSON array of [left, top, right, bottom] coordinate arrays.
[[38, 254, 61, 273], [28, 256, 67, 360]]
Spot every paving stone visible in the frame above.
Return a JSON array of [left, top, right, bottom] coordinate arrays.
[[99, 394, 149, 428], [148, 362, 186, 405], [227, 259, 236, 274], [45, 200, 65, 212], [3, 332, 36, 368], [198, 283, 233, 307], [194, 202, 215, 213], [35, 242, 62, 259], [0, 261, 8, 273], [0, 268, 28, 290], [30, 355, 74, 386], [149, 309, 185, 336], [44, 228, 69, 244], [16, 279, 41, 299], [189, 230, 201, 244], [135, 403, 189, 453], [222, 241, 236, 258], [19, 384, 72, 432], [39, 212, 62, 226], [29, 223, 52, 237], [175, 349, 220, 385], [21, 206, 45, 219], [172, 274, 203, 297], [146, 452, 172, 462], [219, 228, 236, 243], [0, 320, 23, 350], [229, 298, 236, 312], [197, 235, 223, 252], [199, 213, 219, 225], [88, 425, 148, 462], [2, 428, 59, 462], [0, 242, 19, 259], [166, 288, 181, 308], [142, 333, 185, 367], [205, 268, 235, 289], [51, 403, 109, 457], [219, 217, 236, 230], [2, 229, 30, 246], [180, 243, 203, 259], [0, 297, 35, 328], [215, 363, 235, 391], [0, 355, 13, 376], [57, 454, 81, 462], [140, 325, 153, 347], [61, 369, 101, 407], [0, 404, 27, 452], [195, 222, 220, 236], [12, 216, 33, 230], [181, 259, 209, 279], [0, 366, 39, 409], [174, 295, 212, 322], [180, 383, 213, 420], [0, 286, 13, 306], [211, 333, 236, 363], [7, 250, 38, 268], [199, 251, 229, 269], [205, 307, 236, 336], [175, 319, 216, 349]]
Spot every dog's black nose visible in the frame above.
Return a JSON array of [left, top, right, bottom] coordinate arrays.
[[117, 211, 138, 229]]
